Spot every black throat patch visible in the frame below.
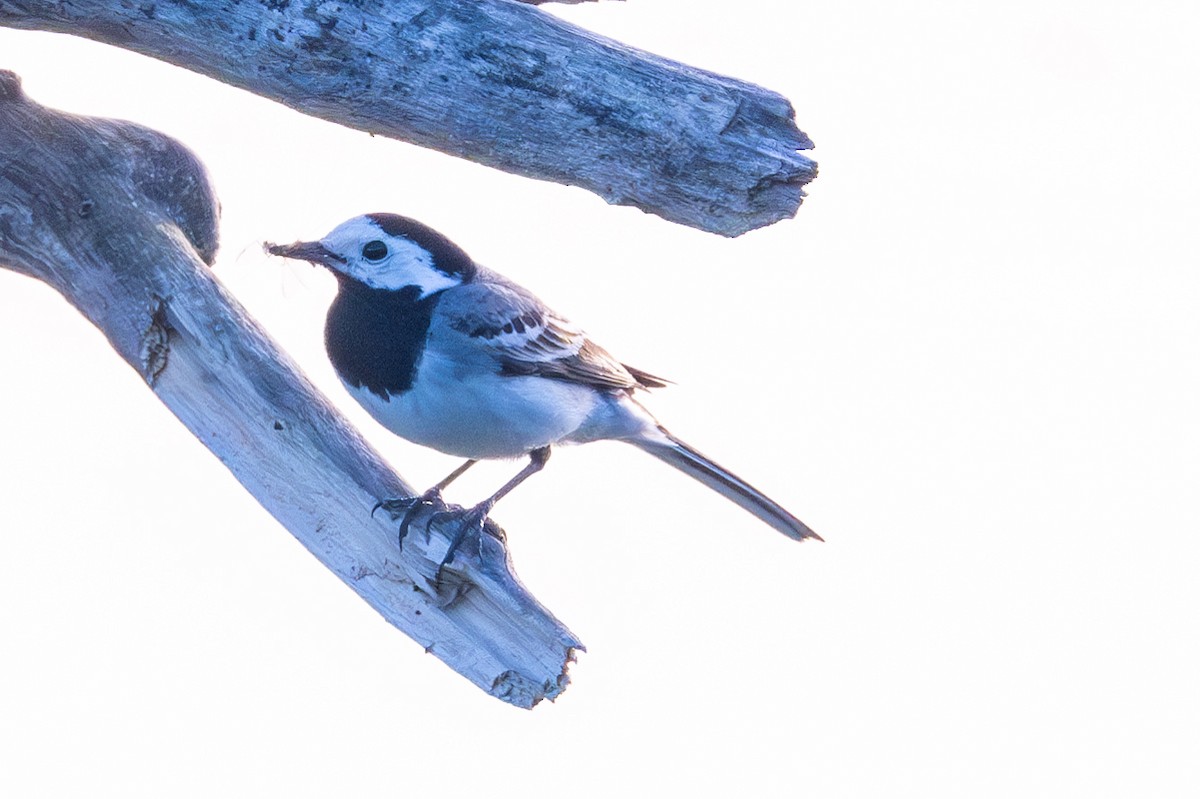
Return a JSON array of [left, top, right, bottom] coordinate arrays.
[[325, 279, 442, 399]]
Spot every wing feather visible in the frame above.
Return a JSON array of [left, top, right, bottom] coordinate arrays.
[[436, 274, 665, 392]]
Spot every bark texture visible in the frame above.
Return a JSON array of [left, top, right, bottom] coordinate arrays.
[[0, 70, 580, 709], [0, 0, 815, 236]]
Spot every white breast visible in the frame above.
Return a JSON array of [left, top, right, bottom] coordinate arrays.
[[341, 349, 604, 460]]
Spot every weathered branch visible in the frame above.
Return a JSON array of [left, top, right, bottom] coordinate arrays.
[[0, 0, 815, 236], [0, 71, 579, 709]]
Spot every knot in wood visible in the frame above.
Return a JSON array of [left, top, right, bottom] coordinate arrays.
[[0, 71, 24, 103]]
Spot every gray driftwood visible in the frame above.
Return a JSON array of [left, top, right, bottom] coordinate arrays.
[[0, 0, 815, 237], [0, 71, 579, 709]]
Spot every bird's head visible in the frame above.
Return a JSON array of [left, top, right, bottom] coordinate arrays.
[[265, 213, 476, 297]]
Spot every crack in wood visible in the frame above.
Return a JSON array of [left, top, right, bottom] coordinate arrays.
[[141, 295, 174, 387]]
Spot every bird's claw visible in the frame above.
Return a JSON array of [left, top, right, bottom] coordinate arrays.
[[427, 505, 490, 585], [375, 493, 504, 593], [373, 489, 446, 550]]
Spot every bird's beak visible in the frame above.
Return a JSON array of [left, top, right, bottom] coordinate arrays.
[[263, 239, 345, 268]]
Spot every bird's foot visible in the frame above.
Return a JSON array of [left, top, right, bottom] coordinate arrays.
[[426, 503, 494, 585], [375, 494, 506, 597], [373, 488, 447, 550]]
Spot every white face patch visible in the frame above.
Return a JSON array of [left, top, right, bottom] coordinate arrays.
[[320, 216, 463, 297]]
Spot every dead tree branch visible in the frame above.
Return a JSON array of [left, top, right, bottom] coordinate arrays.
[[0, 0, 815, 236], [0, 71, 579, 709]]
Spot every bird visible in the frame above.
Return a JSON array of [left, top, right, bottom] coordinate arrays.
[[266, 213, 820, 567]]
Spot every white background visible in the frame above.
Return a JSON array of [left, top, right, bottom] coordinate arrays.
[[2, 1, 1198, 796]]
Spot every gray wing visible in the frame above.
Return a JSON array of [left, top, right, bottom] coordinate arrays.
[[433, 272, 667, 392]]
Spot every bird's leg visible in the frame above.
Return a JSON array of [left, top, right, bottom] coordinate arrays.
[[432, 458, 480, 493], [397, 459, 479, 546], [431, 446, 552, 580], [373, 459, 478, 549]]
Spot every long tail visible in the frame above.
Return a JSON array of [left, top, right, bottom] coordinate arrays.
[[632, 429, 822, 542]]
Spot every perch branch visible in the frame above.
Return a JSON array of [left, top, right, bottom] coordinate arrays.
[[0, 70, 579, 709], [0, 0, 815, 237]]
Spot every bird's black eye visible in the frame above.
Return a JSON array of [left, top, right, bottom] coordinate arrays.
[[361, 240, 389, 261]]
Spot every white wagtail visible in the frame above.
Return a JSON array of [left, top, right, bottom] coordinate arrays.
[[266, 214, 820, 564]]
